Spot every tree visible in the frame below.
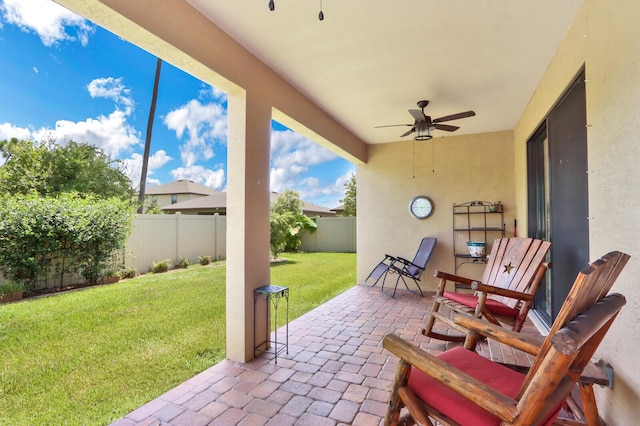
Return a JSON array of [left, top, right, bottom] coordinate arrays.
[[270, 189, 317, 255], [137, 57, 163, 213], [340, 173, 356, 216], [0, 138, 48, 195], [0, 138, 134, 200], [269, 210, 293, 259]]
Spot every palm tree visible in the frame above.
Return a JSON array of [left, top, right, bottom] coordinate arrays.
[[137, 57, 162, 213]]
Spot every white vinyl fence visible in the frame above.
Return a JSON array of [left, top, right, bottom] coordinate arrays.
[[125, 213, 226, 273], [1, 214, 356, 288], [124, 214, 356, 273], [299, 216, 356, 253]]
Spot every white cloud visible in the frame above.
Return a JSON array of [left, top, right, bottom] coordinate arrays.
[[32, 66, 39, 74], [1, 77, 140, 158], [170, 165, 225, 191], [121, 150, 173, 190], [269, 129, 337, 192], [0, 122, 32, 141], [164, 99, 227, 167], [297, 169, 355, 209], [0, 0, 95, 46], [87, 77, 134, 113], [199, 84, 227, 103], [30, 108, 141, 157]]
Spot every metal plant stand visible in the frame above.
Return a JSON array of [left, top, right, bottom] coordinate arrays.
[[254, 285, 289, 363]]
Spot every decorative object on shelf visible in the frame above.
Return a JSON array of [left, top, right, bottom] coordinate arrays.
[[488, 201, 502, 213], [467, 241, 486, 257], [408, 195, 434, 219], [452, 201, 505, 283]]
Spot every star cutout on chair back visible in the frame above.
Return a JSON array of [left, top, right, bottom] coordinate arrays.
[[503, 262, 514, 274]]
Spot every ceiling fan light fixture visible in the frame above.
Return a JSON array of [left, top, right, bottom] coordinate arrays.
[[414, 126, 433, 141]]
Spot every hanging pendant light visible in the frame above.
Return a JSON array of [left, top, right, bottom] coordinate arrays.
[[414, 125, 433, 141], [267, 0, 326, 21]]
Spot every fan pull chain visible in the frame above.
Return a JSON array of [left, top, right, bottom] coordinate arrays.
[[432, 139, 435, 173], [319, 0, 324, 20], [412, 140, 416, 179]]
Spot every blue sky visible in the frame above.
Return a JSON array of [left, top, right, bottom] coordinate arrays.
[[0, 0, 355, 208]]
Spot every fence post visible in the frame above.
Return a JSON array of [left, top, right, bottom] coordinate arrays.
[[175, 212, 181, 262]]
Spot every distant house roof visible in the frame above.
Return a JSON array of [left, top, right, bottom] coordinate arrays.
[[146, 179, 218, 196], [162, 192, 228, 210], [162, 191, 335, 216]]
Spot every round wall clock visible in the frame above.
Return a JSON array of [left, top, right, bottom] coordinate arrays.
[[409, 195, 434, 219]]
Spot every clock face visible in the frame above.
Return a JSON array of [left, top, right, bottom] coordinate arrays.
[[409, 196, 434, 219]]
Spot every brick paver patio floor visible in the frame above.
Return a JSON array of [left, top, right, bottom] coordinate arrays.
[[111, 284, 535, 426]]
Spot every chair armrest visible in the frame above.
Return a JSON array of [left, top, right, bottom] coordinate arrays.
[[471, 282, 535, 302], [453, 313, 543, 355], [395, 256, 424, 271], [434, 270, 475, 287], [383, 333, 519, 422]]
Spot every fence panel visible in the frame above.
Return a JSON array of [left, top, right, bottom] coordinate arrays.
[[300, 217, 356, 252], [1, 214, 351, 286], [125, 214, 226, 272]]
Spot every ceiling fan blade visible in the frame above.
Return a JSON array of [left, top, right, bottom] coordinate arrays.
[[400, 127, 416, 137], [374, 123, 413, 128], [434, 123, 459, 132], [409, 109, 426, 122], [433, 110, 476, 123]]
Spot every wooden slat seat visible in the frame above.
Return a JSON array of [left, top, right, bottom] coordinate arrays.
[[423, 237, 551, 346], [382, 251, 630, 426]]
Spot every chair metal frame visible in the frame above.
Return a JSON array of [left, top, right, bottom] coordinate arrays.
[[365, 237, 437, 298]]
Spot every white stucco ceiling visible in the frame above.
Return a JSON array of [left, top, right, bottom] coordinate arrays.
[[186, 0, 583, 144]]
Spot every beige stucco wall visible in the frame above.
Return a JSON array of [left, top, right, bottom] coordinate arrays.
[[512, 0, 640, 424], [358, 130, 515, 292]]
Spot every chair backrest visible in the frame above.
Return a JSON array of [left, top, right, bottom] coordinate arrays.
[[481, 237, 551, 309], [515, 251, 629, 425], [407, 237, 437, 278]]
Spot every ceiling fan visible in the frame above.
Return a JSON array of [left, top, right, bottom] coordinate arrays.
[[376, 100, 476, 140]]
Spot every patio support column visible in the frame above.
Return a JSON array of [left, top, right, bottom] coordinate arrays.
[[226, 89, 271, 362]]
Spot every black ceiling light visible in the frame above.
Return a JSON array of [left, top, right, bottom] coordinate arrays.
[[267, 0, 326, 21], [414, 125, 433, 141]]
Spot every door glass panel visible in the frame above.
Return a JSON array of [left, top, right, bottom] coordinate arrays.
[[527, 128, 552, 323]]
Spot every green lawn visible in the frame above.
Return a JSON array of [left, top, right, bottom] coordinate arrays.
[[0, 252, 356, 426]]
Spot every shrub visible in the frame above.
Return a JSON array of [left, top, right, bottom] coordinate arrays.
[[198, 255, 212, 266], [270, 211, 294, 258], [175, 257, 190, 269], [151, 259, 170, 273], [0, 193, 135, 289], [119, 266, 137, 279], [102, 269, 121, 278], [0, 280, 25, 297]]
